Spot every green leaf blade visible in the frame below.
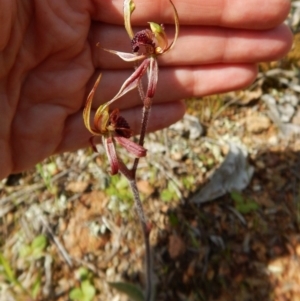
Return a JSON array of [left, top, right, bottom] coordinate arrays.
[[108, 282, 145, 301]]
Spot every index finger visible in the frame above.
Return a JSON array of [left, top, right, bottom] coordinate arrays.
[[91, 0, 290, 29]]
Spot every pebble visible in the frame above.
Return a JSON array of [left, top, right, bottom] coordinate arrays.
[[246, 115, 271, 133]]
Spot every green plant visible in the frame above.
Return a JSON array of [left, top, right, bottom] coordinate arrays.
[[0, 252, 31, 298], [36, 161, 57, 193], [69, 268, 96, 301], [230, 191, 259, 214], [109, 282, 145, 301], [19, 234, 48, 259]]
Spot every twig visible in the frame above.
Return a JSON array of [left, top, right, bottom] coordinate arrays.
[[37, 210, 73, 267]]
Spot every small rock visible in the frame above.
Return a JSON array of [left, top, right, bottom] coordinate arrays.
[[292, 109, 300, 126], [280, 94, 299, 106], [170, 114, 203, 139], [136, 180, 154, 195], [246, 115, 271, 133], [65, 181, 89, 193], [278, 103, 295, 122], [268, 135, 279, 145]]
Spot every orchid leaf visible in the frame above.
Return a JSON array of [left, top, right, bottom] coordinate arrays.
[[83, 74, 102, 135], [124, 0, 135, 39], [108, 282, 144, 301]]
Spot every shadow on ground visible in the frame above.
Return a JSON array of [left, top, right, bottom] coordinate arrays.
[[151, 148, 300, 301]]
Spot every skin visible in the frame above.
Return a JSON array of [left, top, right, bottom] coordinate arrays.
[[0, 0, 293, 180]]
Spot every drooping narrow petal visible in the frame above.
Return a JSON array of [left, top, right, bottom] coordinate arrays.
[[114, 136, 147, 158], [83, 74, 102, 135], [105, 58, 150, 106], [102, 48, 146, 62], [90, 136, 100, 153], [104, 136, 119, 175], [124, 0, 135, 39], [146, 57, 158, 98], [163, 0, 179, 53]]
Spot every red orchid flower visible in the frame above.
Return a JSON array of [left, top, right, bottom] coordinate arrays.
[[99, 0, 179, 104], [83, 75, 147, 175], [83, 0, 178, 175]]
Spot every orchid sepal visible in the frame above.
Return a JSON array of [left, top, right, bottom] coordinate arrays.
[[105, 58, 150, 106], [163, 0, 180, 53], [114, 136, 147, 158], [83, 74, 102, 136], [94, 106, 109, 134], [146, 57, 158, 98], [102, 48, 147, 62], [104, 136, 119, 175], [124, 0, 135, 39]]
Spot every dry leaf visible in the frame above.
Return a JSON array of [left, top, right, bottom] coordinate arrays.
[[168, 234, 186, 259]]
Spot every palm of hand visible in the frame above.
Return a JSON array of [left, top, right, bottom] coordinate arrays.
[[0, 0, 292, 179], [1, 1, 94, 177]]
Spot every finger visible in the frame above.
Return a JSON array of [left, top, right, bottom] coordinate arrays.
[[91, 0, 290, 29], [57, 100, 186, 153], [88, 63, 257, 109], [91, 23, 292, 68]]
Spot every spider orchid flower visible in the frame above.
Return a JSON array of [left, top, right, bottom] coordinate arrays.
[[83, 75, 147, 175], [100, 0, 179, 103]]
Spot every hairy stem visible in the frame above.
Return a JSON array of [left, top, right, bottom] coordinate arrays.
[[132, 100, 152, 174], [127, 57, 155, 300], [132, 56, 157, 173], [129, 180, 152, 301]]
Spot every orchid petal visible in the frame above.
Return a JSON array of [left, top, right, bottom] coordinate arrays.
[[104, 136, 119, 175], [146, 57, 158, 98], [163, 0, 179, 53], [102, 48, 146, 62], [114, 136, 147, 158], [148, 22, 168, 53], [124, 0, 135, 39], [94, 107, 109, 134], [105, 58, 150, 107], [83, 74, 102, 135]]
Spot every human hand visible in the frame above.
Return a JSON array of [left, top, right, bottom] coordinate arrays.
[[0, 0, 292, 179]]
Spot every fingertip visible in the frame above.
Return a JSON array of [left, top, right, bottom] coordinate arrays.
[[146, 100, 186, 132], [221, 0, 291, 30], [275, 24, 294, 59], [266, 0, 291, 28]]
